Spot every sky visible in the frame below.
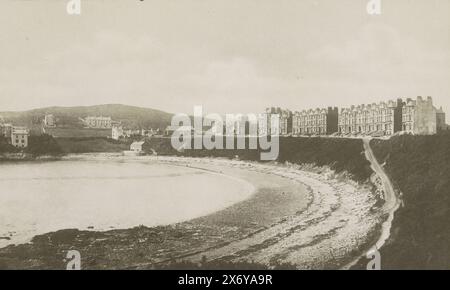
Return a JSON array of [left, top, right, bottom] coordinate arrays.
[[0, 0, 449, 117]]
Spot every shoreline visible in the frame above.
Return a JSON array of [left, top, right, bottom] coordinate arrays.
[[0, 155, 257, 249], [0, 154, 386, 269], [0, 153, 63, 162]]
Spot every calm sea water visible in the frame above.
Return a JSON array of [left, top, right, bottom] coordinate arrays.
[[0, 159, 254, 248]]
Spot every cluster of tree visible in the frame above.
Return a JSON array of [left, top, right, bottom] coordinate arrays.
[[26, 134, 63, 155], [0, 136, 18, 153], [0, 134, 64, 156]]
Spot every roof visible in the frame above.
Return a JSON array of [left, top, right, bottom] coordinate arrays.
[[12, 127, 29, 134], [131, 141, 145, 146]]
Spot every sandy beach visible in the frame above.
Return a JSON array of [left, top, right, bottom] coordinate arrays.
[[146, 156, 385, 269], [0, 154, 385, 269]]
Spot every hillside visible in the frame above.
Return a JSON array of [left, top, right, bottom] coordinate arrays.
[[356, 133, 450, 269], [0, 104, 173, 131]]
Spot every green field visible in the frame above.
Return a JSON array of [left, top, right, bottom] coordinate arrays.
[[55, 137, 130, 153], [45, 127, 112, 138]]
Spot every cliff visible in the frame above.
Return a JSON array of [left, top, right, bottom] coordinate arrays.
[[362, 133, 450, 269]]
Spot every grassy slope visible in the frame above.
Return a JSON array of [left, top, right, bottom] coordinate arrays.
[[369, 133, 450, 269], [1, 134, 62, 156], [0, 136, 18, 153], [56, 137, 130, 153], [45, 128, 112, 138]]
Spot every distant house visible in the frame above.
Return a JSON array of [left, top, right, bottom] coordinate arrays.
[[83, 116, 112, 129], [11, 127, 29, 148], [111, 126, 124, 140], [130, 141, 145, 152], [165, 125, 195, 136], [44, 114, 56, 127], [141, 128, 156, 137], [0, 123, 13, 139], [165, 126, 176, 136], [123, 129, 141, 137]]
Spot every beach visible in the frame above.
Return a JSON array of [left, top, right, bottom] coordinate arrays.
[[0, 154, 385, 269]]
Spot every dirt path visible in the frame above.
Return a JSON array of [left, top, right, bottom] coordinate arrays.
[[362, 138, 399, 212], [341, 138, 402, 269]]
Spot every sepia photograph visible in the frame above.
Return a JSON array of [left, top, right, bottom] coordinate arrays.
[[0, 0, 449, 278]]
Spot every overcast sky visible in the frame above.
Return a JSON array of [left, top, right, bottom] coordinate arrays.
[[0, 0, 449, 117]]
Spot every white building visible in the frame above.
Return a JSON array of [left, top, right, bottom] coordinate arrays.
[[84, 116, 112, 129], [111, 126, 124, 140], [11, 127, 29, 148], [44, 114, 56, 127], [130, 141, 145, 152]]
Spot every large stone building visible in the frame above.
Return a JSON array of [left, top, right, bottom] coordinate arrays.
[[11, 126, 29, 148], [264, 107, 293, 136], [339, 99, 403, 136], [402, 96, 446, 135], [267, 96, 446, 137], [44, 114, 56, 127], [292, 107, 339, 136], [84, 116, 112, 129], [1, 124, 29, 148], [111, 126, 124, 140]]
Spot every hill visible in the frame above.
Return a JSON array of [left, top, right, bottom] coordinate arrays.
[[0, 104, 173, 131], [356, 132, 450, 269]]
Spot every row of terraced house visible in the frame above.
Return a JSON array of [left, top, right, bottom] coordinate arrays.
[[265, 96, 447, 137]]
